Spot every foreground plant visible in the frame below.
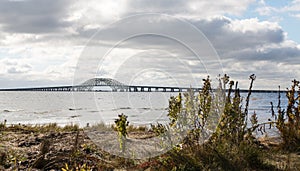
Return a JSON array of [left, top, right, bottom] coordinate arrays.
[[61, 163, 92, 171], [114, 113, 129, 152], [213, 74, 257, 144], [154, 74, 274, 170], [205, 74, 269, 170], [271, 79, 300, 152]]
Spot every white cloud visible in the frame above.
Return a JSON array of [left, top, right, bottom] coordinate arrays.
[[283, 0, 300, 12], [192, 16, 285, 55], [66, 0, 127, 29], [0, 58, 31, 74], [261, 0, 300, 19], [228, 18, 280, 33], [64, 0, 255, 33], [254, 0, 278, 16], [0, 45, 83, 87], [292, 13, 300, 19], [186, 0, 254, 17]]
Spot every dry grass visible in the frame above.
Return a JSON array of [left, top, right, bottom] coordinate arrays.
[[1, 122, 300, 170]]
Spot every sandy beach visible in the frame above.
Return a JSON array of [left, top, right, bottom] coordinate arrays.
[[1, 123, 300, 170]]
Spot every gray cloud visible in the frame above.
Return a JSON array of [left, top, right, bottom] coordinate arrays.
[[126, 0, 254, 17], [75, 15, 297, 67], [0, 0, 71, 33], [193, 17, 285, 52], [126, 0, 188, 15], [224, 45, 300, 63], [77, 16, 286, 53], [7, 67, 23, 74], [6, 63, 32, 74], [73, 14, 223, 87]]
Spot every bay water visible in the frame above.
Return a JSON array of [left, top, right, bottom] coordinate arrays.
[[0, 91, 287, 136]]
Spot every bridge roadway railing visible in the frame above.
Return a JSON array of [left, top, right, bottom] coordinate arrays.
[[126, 86, 201, 92], [0, 85, 288, 93], [0, 85, 202, 92]]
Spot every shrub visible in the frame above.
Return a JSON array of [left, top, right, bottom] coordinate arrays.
[[159, 74, 271, 170], [271, 80, 300, 152], [114, 113, 129, 151]]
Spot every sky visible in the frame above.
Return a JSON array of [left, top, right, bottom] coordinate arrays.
[[0, 0, 300, 90]]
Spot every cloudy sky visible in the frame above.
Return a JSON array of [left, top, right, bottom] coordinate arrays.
[[0, 0, 300, 90]]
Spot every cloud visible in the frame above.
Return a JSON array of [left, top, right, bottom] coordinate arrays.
[[125, 0, 255, 18], [0, 0, 71, 34], [66, 0, 255, 30], [282, 0, 300, 12], [81, 15, 290, 60], [255, 0, 278, 16], [193, 17, 285, 54], [0, 0, 299, 90], [72, 14, 224, 88], [7, 64, 31, 74], [194, 17, 300, 89], [0, 58, 31, 74], [70, 14, 300, 89], [255, 6, 275, 16], [0, 45, 82, 88], [255, 0, 300, 19]]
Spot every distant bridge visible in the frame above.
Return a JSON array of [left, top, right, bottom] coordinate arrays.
[[0, 78, 286, 93], [0, 78, 201, 92]]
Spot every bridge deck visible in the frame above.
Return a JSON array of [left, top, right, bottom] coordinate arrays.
[[0, 78, 287, 93], [0, 85, 286, 93]]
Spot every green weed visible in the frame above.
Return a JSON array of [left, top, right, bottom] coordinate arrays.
[[114, 113, 129, 151]]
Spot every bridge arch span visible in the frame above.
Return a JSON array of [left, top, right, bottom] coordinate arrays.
[[80, 78, 128, 91]]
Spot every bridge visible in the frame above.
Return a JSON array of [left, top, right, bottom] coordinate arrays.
[[0, 78, 201, 92], [0, 78, 286, 93]]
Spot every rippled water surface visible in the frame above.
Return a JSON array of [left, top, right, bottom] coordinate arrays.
[[0, 91, 174, 126], [0, 91, 288, 136]]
